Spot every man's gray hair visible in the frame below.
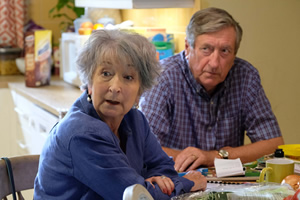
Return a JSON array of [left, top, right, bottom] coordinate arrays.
[[76, 29, 161, 94], [186, 7, 243, 54]]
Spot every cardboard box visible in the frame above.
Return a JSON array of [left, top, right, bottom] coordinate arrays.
[[25, 30, 52, 87]]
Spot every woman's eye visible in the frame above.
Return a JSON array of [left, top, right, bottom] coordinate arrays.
[[102, 71, 111, 76], [124, 75, 133, 80]]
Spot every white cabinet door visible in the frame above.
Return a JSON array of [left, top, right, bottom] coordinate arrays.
[[11, 90, 59, 155]]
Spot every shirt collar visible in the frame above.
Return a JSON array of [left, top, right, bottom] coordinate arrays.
[[80, 91, 101, 120]]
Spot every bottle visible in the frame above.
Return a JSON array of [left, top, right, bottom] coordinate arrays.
[[274, 148, 284, 158]]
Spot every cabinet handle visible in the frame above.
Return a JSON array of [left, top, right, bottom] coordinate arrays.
[[14, 107, 29, 121], [39, 124, 49, 138], [14, 107, 32, 128], [14, 107, 24, 115], [17, 140, 28, 149]]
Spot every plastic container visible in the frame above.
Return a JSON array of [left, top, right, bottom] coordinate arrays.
[[97, 15, 115, 27], [178, 168, 208, 177], [278, 144, 300, 161], [73, 15, 92, 34], [152, 41, 173, 60], [166, 33, 175, 54], [0, 47, 22, 75]]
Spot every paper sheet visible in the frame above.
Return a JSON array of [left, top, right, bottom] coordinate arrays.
[[214, 158, 245, 178]]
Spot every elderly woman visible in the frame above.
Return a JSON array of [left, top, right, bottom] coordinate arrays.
[[33, 30, 206, 200]]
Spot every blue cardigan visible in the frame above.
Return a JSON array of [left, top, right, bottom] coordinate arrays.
[[34, 92, 193, 200]]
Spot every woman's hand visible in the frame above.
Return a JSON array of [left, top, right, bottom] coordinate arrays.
[[145, 175, 175, 196], [183, 170, 207, 192]]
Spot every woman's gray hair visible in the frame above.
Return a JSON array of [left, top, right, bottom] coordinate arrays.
[[186, 7, 243, 54], [76, 29, 161, 94]]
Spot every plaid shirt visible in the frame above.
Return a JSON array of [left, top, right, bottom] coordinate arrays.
[[140, 51, 282, 150]]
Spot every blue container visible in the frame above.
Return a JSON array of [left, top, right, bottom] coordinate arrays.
[[153, 41, 173, 60], [178, 168, 208, 177]]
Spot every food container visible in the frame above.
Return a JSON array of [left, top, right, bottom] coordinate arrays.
[[278, 144, 300, 161], [0, 47, 22, 75], [25, 30, 52, 87], [152, 41, 174, 60]]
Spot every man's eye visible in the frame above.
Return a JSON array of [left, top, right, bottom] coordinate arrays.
[[221, 48, 231, 55], [201, 47, 212, 54]]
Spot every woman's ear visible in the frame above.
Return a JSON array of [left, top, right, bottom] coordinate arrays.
[[86, 85, 93, 103], [87, 85, 92, 95], [135, 95, 140, 105], [134, 94, 141, 108]]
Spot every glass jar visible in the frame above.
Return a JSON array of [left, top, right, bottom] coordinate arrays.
[[0, 47, 22, 75]]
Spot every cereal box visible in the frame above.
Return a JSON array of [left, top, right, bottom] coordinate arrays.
[[25, 30, 52, 87]]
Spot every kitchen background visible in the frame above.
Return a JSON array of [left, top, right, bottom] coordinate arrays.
[[1, 0, 300, 157]]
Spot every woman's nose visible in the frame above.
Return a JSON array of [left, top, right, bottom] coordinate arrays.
[[109, 77, 121, 93]]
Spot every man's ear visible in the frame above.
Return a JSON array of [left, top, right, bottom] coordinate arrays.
[[185, 38, 190, 60]]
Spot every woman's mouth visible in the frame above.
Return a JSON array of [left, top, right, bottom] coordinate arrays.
[[106, 100, 120, 105]]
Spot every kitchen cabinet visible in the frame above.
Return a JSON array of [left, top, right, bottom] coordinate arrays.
[[4, 88, 59, 156], [11, 90, 59, 155], [0, 76, 23, 157], [0, 88, 17, 157], [0, 76, 81, 199], [75, 0, 195, 9], [8, 78, 82, 156]]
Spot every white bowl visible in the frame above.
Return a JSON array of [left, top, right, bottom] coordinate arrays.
[[15, 57, 25, 74]]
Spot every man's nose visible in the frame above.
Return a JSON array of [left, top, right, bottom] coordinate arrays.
[[208, 51, 220, 68]]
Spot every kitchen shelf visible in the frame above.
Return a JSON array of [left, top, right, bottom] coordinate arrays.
[[75, 0, 195, 9]]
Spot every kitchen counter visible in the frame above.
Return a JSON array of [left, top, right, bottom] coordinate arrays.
[[6, 75, 82, 117], [0, 75, 24, 88]]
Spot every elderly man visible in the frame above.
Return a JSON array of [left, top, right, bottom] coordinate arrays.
[[140, 7, 284, 172]]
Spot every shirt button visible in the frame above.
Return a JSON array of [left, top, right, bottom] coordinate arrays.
[[208, 126, 212, 130], [210, 101, 214, 105]]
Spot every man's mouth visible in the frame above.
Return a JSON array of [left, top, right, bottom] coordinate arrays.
[[205, 71, 219, 76]]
